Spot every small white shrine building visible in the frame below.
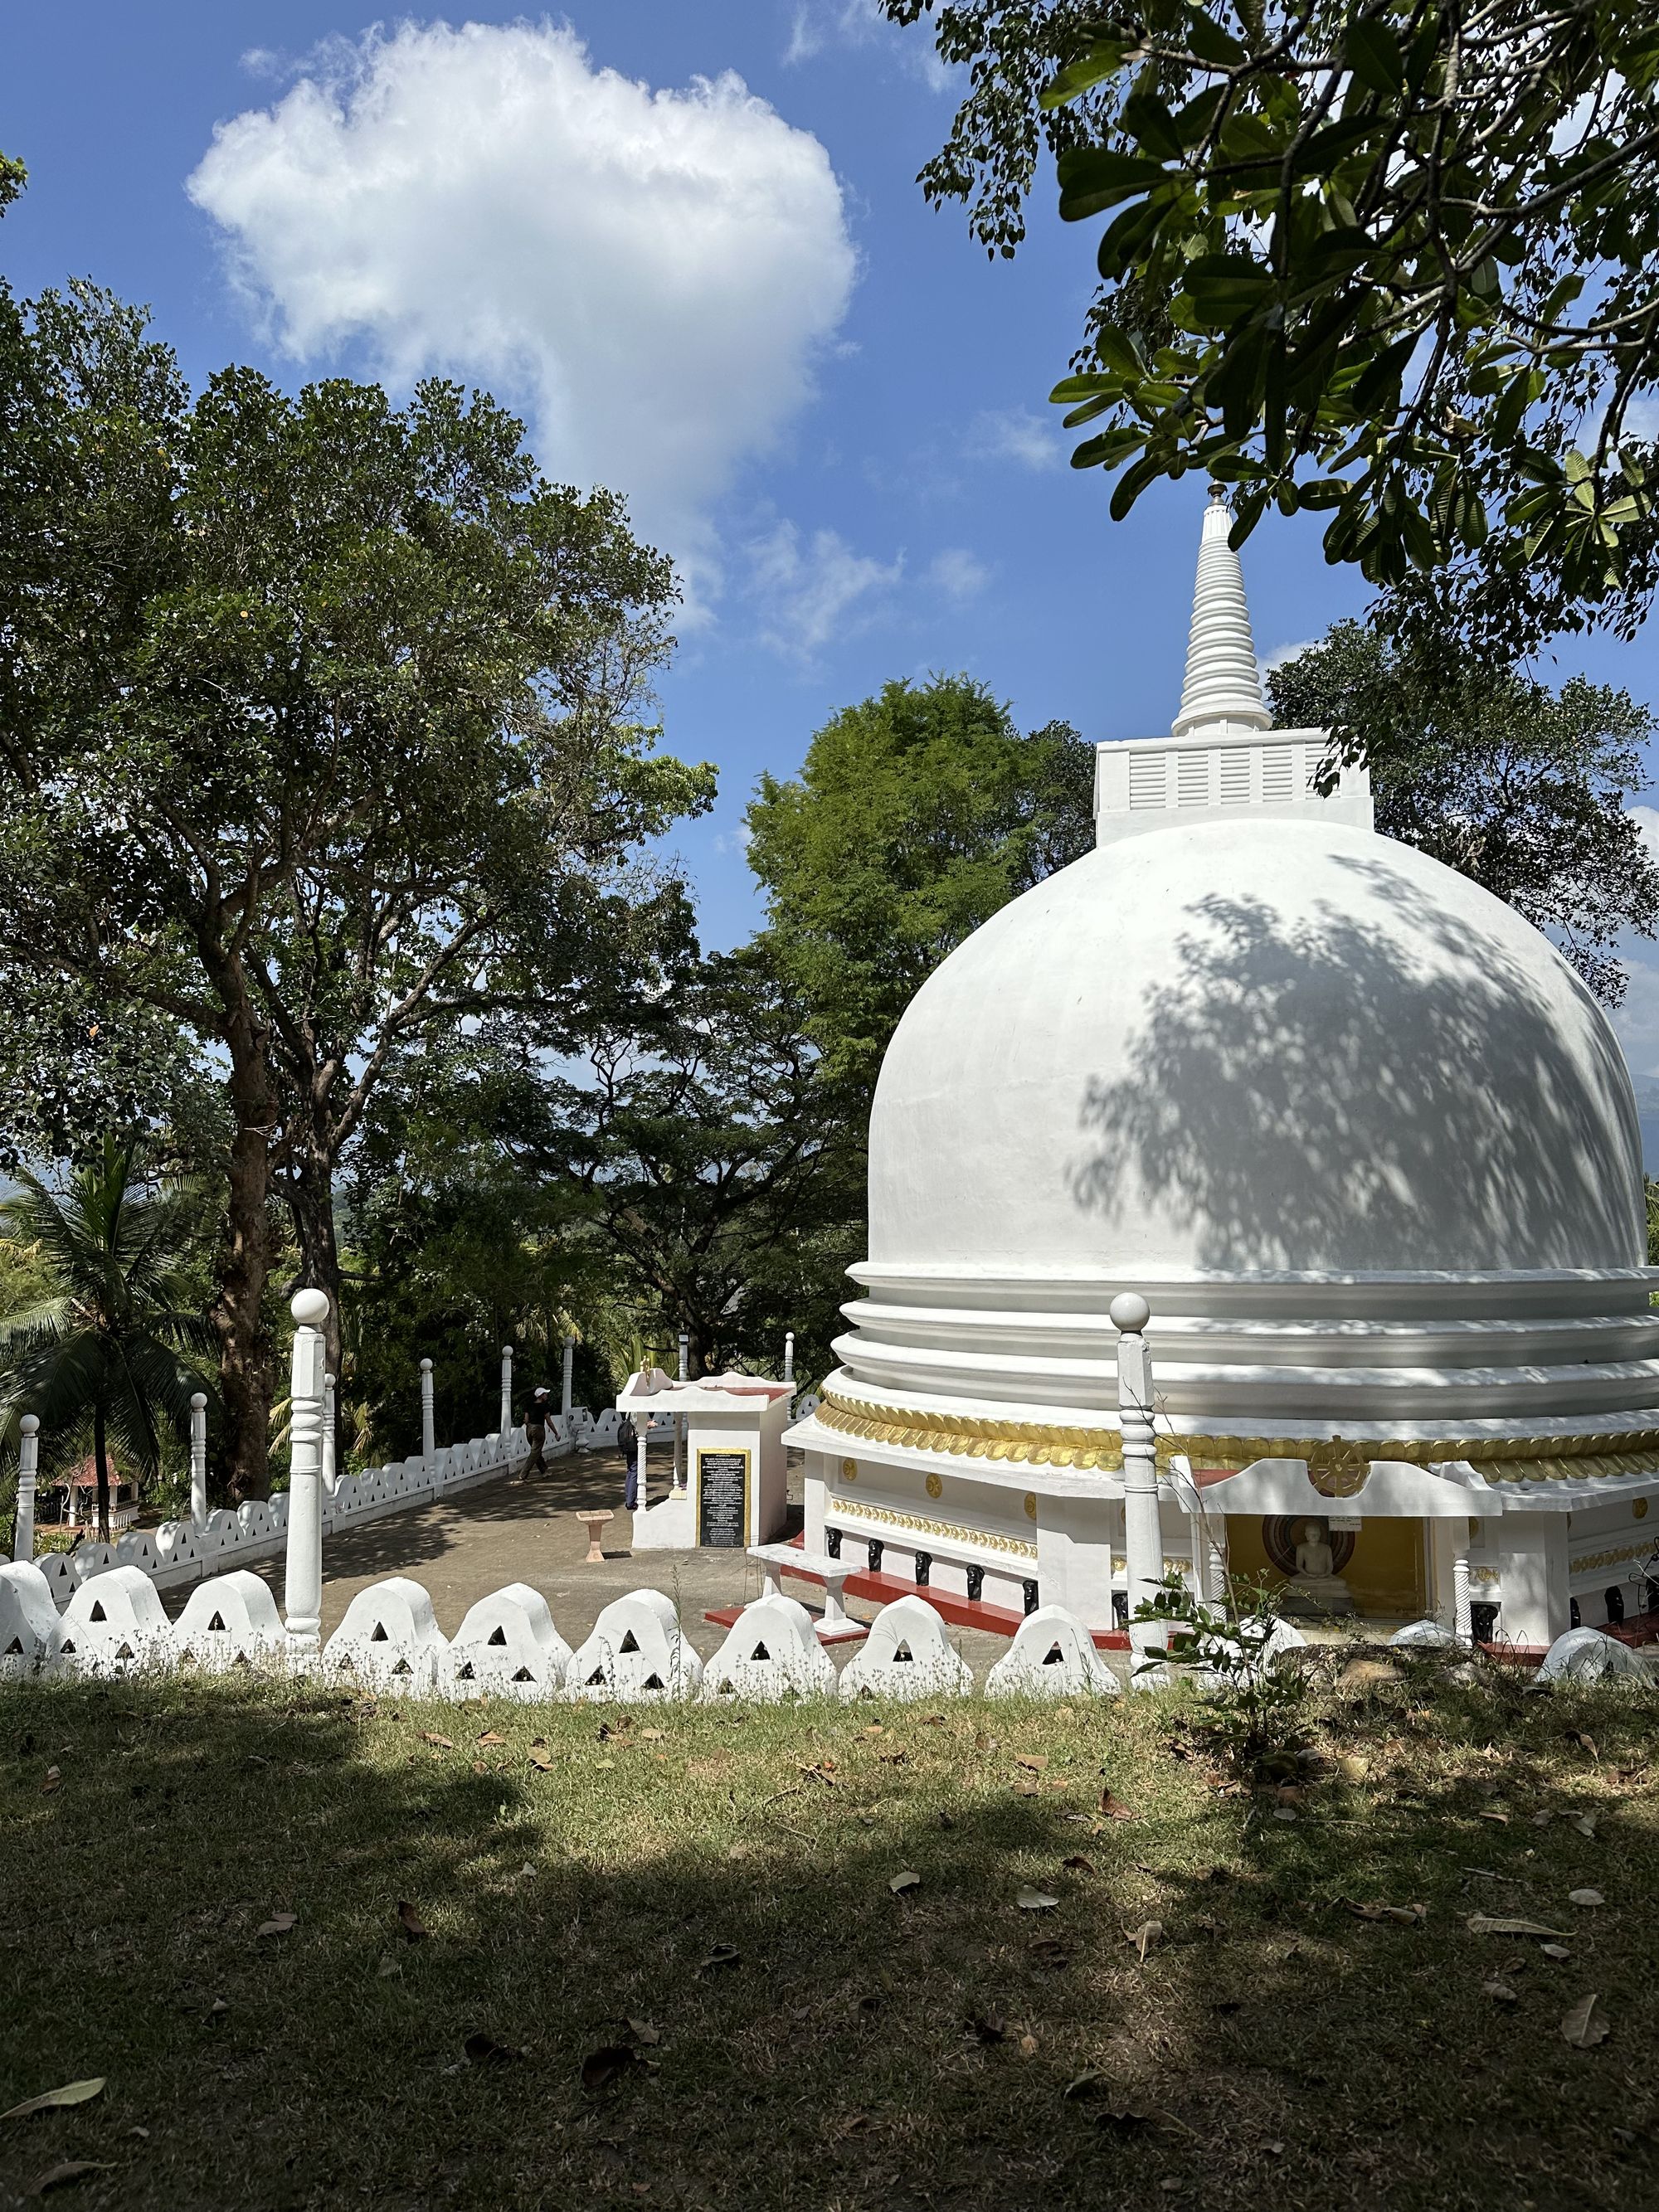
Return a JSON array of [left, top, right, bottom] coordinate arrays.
[[787, 488, 1659, 1652]]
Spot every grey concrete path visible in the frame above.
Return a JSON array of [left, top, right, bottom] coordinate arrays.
[[163, 1451, 1024, 1678]]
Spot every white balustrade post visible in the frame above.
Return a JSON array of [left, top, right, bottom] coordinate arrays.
[[560, 1334, 574, 1423], [783, 1330, 795, 1384], [12, 1413, 39, 1563], [283, 1289, 330, 1649], [1112, 1292, 1167, 1685], [1453, 1521, 1473, 1646], [420, 1358, 435, 1462], [189, 1393, 208, 1529], [322, 1373, 338, 1496], [635, 1426, 649, 1517], [499, 1344, 514, 1437], [675, 1328, 690, 1492]]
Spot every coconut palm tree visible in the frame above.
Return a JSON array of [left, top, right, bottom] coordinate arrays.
[[0, 1135, 214, 1544]]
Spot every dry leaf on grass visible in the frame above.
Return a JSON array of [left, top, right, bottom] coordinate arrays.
[[1, 2080, 105, 2124], [420, 1732, 454, 1750], [1561, 1993, 1610, 2048], [1125, 1919, 1164, 1962], [1483, 1981, 1518, 2003], [698, 1943, 742, 1972], [1569, 1889, 1605, 1908], [1564, 1730, 1598, 1757], [581, 2044, 638, 2092], [25, 2161, 114, 2195], [396, 1900, 430, 1943], [626, 2020, 662, 2046], [528, 1747, 555, 1772], [1337, 1754, 1370, 1783], [1478, 1808, 1509, 1825], [476, 1731, 507, 1748], [1467, 1914, 1570, 1940], [1571, 1814, 1598, 1838], [888, 1870, 921, 1896], [1016, 1887, 1058, 1912], [255, 1913, 296, 1939], [967, 2013, 1006, 2044], [40, 1768, 60, 1795], [1062, 1854, 1097, 1874], [1541, 1943, 1574, 1961], [1339, 1899, 1427, 1925], [1015, 1754, 1048, 1772], [465, 2032, 527, 2066], [1100, 1789, 1136, 1820], [1029, 1938, 1072, 1969]]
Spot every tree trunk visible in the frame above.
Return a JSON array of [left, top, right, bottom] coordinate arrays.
[[212, 1004, 280, 1503], [287, 1145, 343, 1381], [93, 1397, 110, 1545]]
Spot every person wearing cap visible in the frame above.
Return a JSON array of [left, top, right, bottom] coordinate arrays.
[[522, 1385, 552, 1480]]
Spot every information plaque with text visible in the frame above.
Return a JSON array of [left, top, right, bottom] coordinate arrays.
[[696, 1448, 750, 1548]]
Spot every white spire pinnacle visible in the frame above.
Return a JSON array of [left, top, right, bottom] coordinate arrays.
[[1171, 484, 1271, 738]]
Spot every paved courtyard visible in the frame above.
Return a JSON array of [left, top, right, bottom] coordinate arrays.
[[163, 1449, 1029, 1679]]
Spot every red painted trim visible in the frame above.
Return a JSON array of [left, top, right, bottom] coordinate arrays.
[[771, 1554, 1130, 1649]]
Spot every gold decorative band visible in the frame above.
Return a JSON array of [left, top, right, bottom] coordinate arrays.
[[832, 1500, 1038, 1562], [1570, 1539, 1659, 1576], [815, 1390, 1659, 1489]]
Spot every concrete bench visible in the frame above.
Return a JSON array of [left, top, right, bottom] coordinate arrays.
[[748, 1544, 866, 1644]]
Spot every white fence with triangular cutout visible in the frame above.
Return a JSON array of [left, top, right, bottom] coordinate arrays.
[[565, 1590, 703, 1702], [173, 1571, 288, 1672], [702, 1595, 835, 1702], [321, 1578, 451, 1694], [985, 1604, 1121, 1698], [838, 1595, 974, 1701], [445, 1583, 572, 1700]]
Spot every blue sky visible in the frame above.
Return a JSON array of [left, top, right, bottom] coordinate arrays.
[[4, 2, 1658, 1067]]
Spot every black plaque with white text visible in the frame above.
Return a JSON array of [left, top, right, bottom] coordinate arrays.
[[697, 1449, 748, 1548]]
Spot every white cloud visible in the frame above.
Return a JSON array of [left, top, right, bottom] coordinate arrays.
[[968, 406, 1061, 470], [1258, 638, 1317, 677], [188, 21, 858, 609], [927, 547, 990, 601], [746, 520, 902, 659], [786, 1, 956, 90], [1628, 805, 1659, 865]]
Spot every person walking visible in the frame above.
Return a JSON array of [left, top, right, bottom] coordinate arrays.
[[522, 1384, 552, 1480], [618, 1411, 638, 1511]]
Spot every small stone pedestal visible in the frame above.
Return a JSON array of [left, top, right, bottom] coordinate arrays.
[[575, 1510, 614, 1564]]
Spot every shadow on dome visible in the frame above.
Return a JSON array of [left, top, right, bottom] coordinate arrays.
[[1068, 859, 1642, 1274]]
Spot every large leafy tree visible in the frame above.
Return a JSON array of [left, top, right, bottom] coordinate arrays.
[[544, 946, 864, 1383], [0, 1136, 213, 1545], [882, 2, 1659, 647], [1267, 623, 1659, 1003], [746, 676, 1093, 1090], [0, 280, 713, 1496]]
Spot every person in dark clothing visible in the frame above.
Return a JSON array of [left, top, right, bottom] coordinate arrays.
[[618, 1413, 638, 1510], [522, 1385, 552, 1479]]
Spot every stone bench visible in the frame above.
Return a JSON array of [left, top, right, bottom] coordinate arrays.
[[748, 1544, 866, 1644]]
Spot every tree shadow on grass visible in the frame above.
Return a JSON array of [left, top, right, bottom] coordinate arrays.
[[1, 1670, 1657, 2212]]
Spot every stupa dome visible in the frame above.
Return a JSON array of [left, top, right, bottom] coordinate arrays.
[[832, 491, 1659, 1446], [867, 817, 1642, 1281]]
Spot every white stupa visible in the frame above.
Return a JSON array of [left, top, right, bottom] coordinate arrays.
[[787, 488, 1659, 1649]]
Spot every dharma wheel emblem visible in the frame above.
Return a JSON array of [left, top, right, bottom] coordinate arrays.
[[1307, 1437, 1370, 1500]]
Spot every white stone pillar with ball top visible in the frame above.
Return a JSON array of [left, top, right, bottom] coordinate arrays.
[[322, 1373, 338, 1496], [284, 1289, 330, 1649], [189, 1393, 208, 1529], [1112, 1293, 1167, 1683], [499, 1344, 514, 1437], [420, 1358, 435, 1462], [12, 1413, 38, 1563], [561, 1334, 575, 1422]]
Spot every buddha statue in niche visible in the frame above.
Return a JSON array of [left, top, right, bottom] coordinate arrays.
[[1284, 1516, 1355, 1616]]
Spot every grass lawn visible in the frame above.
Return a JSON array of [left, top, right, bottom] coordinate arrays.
[[2, 1657, 1656, 2210]]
